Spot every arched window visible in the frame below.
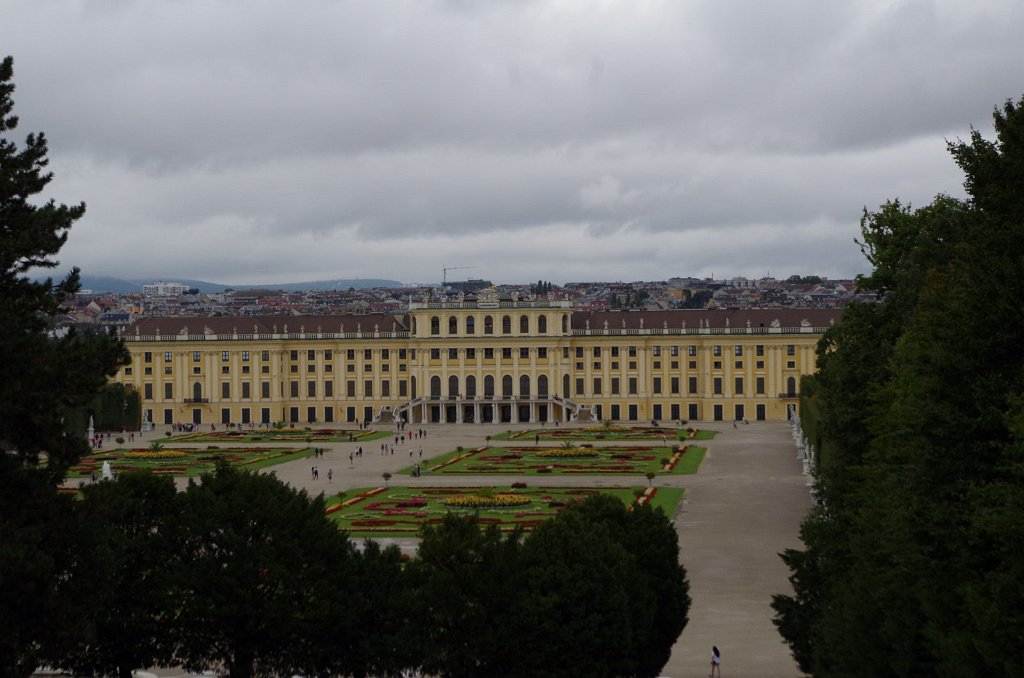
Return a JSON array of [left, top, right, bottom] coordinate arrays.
[[466, 375, 477, 397], [562, 374, 570, 397], [786, 376, 797, 397], [561, 314, 568, 333], [502, 315, 512, 334], [484, 315, 494, 335], [502, 375, 513, 397], [519, 315, 529, 334], [448, 316, 458, 335], [538, 374, 549, 397], [430, 316, 440, 335], [430, 376, 441, 397], [538, 315, 547, 334], [193, 383, 202, 401], [484, 375, 495, 396], [448, 375, 459, 397], [519, 375, 530, 397], [466, 316, 475, 335]]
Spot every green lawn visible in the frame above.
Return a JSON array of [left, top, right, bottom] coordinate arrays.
[[325, 485, 684, 537], [399, 445, 707, 476], [166, 427, 390, 443], [491, 426, 717, 442], [68, 446, 314, 478]]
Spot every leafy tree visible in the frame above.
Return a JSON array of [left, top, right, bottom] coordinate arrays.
[[773, 96, 1024, 676], [407, 514, 525, 678], [171, 464, 360, 677], [54, 472, 182, 678], [0, 55, 128, 677]]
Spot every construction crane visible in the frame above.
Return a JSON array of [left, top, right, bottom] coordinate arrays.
[[442, 265, 478, 287]]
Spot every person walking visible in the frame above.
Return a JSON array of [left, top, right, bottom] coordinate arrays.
[[710, 645, 721, 677]]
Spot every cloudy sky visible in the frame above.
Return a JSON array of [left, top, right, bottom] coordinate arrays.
[[5, 1, 1022, 286]]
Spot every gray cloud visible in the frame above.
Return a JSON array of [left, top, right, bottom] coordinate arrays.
[[4, 0, 1021, 285]]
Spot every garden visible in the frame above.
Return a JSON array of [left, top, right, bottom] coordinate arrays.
[[68, 444, 314, 478], [166, 427, 390, 443], [325, 485, 684, 537], [403, 443, 707, 476], [491, 425, 717, 442]]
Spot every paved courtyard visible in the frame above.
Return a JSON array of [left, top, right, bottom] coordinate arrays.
[[87, 419, 811, 678]]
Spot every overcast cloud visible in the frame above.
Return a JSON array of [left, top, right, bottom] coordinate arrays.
[[4, 0, 1021, 285]]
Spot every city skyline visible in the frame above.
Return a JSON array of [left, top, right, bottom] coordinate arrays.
[[5, 0, 1021, 285]]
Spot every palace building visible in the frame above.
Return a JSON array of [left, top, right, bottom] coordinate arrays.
[[114, 288, 840, 427]]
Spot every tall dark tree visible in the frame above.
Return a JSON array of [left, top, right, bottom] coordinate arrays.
[[53, 472, 182, 678], [774, 97, 1024, 676], [0, 55, 128, 677], [171, 464, 360, 678]]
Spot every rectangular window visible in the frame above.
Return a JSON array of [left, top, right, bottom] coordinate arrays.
[[629, 361, 637, 370], [308, 381, 316, 397], [323, 407, 333, 423], [628, 377, 638, 395], [347, 349, 355, 360], [307, 406, 316, 423], [756, 345, 764, 356], [448, 348, 458, 359], [242, 382, 250, 399], [563, 347, 570, 358], [290, 381, 299, 397], [261, 350, 270, 361], [787, 344, 796, 356], [363, 364, 372, 372], [593, 377, 602, 395], [380, 364, 389, 372], [653, 377, 662, 394], [756, 360, 765, 369], [364, 349, 372, 360], [431, 348, 440, 360], [484, 348, 494, 359], [652, 346, 661, 357], [538, 347, 547, 359], [307, 364, 316, 373], [575, 378, 584, 395], [307, 350, 315, 360], [653, 361, 661, 369], [688, 376, 698, 393], [611, 362, 619, 370], [519, 347, 529, 359], [713, 345, 722, 356], [164, 383, 173, 399], [713, 377, 722, 395], [364, 380, 373, 397], [611, 346, 620, 357], [756, 377, 765, 394], [144, 383, 153, 399], [611, 404, 620, 420], [193, 351, 201, 362], [324, 349, 332, 360], [502, 348, 513, 359], [593, 346, 601, 357], [290, 365, 298, 373], [735, 361, 742, 369], [593, 361, 601, 370], [222, 351, 229, 361], [324, 364, 332, 373], [688, 345, 697, 357], [399, 380, 408, 397], [261, 381, 270, 398], [164, 351, 172, 362], [124, 367, 133, 376], [222, 408, 231, 424], [346, 406, 356, 422], [611, 377, 620, 395], [466, 348, 476, 359], [576, 347, 584, 358], [735, 377, 744, 394], [241, 351, 249, 361], [221, 382, 230, 399], [399, 349, 406, 359], [290, 350, 298, 361], [347, 381, 356, 397], [787, 360, 796, 369], [714, 361, 722, 369], [143, 352, 152, 363], [382, 381, 390, 397], [381, 349, 389, 359], [325, 381, 333, 397], [671, 376, 680, 394], [670, 345, 679, 357], [734, 345, 743, 356], [628, 346, 637, 357]]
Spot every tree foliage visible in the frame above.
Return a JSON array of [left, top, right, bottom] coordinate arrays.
[[773, 96, 1024, 676], [0, 55, 128, 677]]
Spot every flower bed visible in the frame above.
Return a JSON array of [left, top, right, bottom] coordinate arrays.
[[440, 493, 531, 508], [69, 445, 315, 477], [535, 447, 600, 458]]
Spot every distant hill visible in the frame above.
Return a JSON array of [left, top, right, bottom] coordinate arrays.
[[68, 275, 403, 293]]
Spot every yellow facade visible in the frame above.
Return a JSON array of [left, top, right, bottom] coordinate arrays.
[[115, 297, 838, 427]]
